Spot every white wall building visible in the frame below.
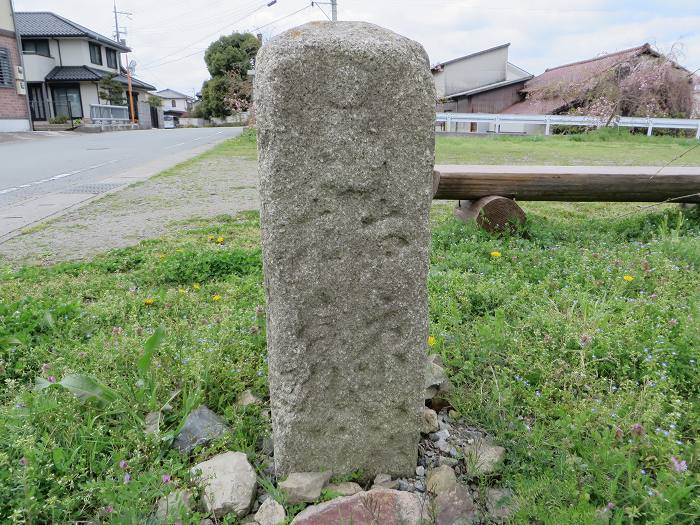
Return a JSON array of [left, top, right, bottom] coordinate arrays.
[[15, 11, 155, 124]]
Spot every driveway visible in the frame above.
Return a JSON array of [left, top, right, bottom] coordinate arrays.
[[0, 127, 242, 239]]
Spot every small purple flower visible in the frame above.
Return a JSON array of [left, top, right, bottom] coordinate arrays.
[[123, 473, 131, 484], [606, 502, 615, 510], [162, 474, 171, 483], [631, 423, 644, 437], [671, 456, 688, 473], [579, 334, 593, 347], [19, 457, 28, 466], [119, 460, 128, 469], [47, 376, 56, 383], [102, 505, 114, 514]]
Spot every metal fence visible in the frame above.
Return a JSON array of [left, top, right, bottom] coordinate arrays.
[[90, 104, 130, 124], [436, 112, 700, 139]]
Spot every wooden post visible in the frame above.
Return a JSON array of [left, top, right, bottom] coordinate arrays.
[[454, 196, 526, 234]]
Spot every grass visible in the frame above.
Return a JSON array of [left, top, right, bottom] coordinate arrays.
[[0, 129, 698, 524], [436, 128, 700, 166]]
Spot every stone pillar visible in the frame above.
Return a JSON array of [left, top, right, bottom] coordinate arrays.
[[255, 21, 435, 478]]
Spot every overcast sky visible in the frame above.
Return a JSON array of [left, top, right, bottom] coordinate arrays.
[[14, 0, 700, 95]]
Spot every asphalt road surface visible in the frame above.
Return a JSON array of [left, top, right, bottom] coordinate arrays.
[[0, 127, 242, 207]]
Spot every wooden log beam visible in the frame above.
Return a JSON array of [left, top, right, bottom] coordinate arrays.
[[433, 165, 700, 203]]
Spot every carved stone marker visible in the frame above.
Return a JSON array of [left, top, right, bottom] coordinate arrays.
[[255, 21, 435, 478]]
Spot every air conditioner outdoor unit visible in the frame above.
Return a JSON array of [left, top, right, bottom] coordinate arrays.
[[14, 65, 24, 80]]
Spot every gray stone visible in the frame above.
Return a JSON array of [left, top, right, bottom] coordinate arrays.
[[436, 439, 451, 453], [425, 356, 451, 400], [261, 436, 274, 456], [430, 429, 450, 442], [190, 451, 257, 517], [486, 488, 517, 524], [415, 466, 425, 477], [463, 440, 506, 476], [254, 498, 286, 525], [278, 471, 332, 504], [327, 482, 364, 496], [238, 389, 262, 407], [256, 21, 435, 479], [145, 412, 160, 435], [426, 465, 457, 495], [420, 407, 439, 434], [434, 484, 477, 525], [154, 490, 191, 523], [291, 488, 425, 525], [438, 457, 459, 468], [172, 405, 228, 454], [372, 473, 399, 490]]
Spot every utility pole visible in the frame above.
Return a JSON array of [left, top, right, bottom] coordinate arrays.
[[331, 0, 337, 21], [113, 1, 121, 43], [112, 1, 136, 124]]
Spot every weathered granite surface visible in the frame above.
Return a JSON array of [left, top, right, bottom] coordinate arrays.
[[255, 21, 435, 478]]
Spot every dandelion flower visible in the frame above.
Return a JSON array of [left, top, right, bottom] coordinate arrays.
[[490, 251, 502, 258], [216, 236, 225, 244], [428, 335, 436, 347], [623, 275, 635, 282], [212, 295, 222, 302], [178, 288, 186, 294], [193, 283, 201, 290], [207, 235, 215, 241], [144, 298, 155, 306]]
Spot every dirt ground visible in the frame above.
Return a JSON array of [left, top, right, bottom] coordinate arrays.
[[0, 157, 259, 267]]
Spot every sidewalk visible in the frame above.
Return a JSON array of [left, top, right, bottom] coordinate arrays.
[[0, 155, 259, 267]]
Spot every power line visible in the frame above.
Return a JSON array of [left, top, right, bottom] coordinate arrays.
[[140, 2, 316, 73], [252, 3, 312, 33], [140, 0, 277, 69]]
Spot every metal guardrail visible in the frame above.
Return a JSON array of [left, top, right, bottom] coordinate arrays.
[[90, 104, 130, 124], [436, 112, 700, 139]]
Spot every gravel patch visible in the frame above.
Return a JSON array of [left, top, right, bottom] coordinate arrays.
[[0, 156, 259, 266]]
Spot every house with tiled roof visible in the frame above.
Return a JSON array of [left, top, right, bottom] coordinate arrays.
[[15, 11, 155, 126], [502, 44, 694, 116], [154, 88, 195, 125]]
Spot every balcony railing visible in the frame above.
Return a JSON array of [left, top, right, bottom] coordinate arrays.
[[90, 104, 130, 124]]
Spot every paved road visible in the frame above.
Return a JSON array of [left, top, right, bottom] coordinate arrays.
[[0, 127, 242, 205], [0, 127, 242, 239]]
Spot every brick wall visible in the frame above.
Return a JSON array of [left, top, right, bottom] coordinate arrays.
[[0, 32, 29, 120]]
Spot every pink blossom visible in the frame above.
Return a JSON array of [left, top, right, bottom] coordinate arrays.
[[671, 456, 688, 473]]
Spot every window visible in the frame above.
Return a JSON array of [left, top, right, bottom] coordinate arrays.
[[22, 39, 50, 57], [106, 48, 118, 69], [0, 48, 12, 88], [89, 43, 102, 65], [52, 85, 83, 118], [171, 99, 176, 107]]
